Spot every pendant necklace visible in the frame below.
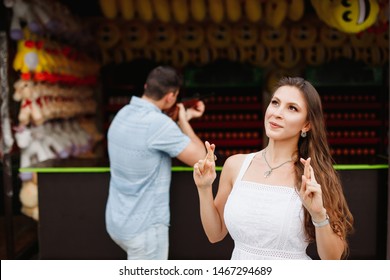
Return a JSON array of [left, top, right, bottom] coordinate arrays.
[[262, 149, 292, 178]]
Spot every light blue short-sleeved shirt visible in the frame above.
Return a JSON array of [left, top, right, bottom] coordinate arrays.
[[106, 96, 190, 240]]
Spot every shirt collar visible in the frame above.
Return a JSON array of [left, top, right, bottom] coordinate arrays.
[[131, 96, 161, 113]]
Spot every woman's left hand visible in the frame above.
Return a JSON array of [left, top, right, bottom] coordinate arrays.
[[299, 157, 327, 221]]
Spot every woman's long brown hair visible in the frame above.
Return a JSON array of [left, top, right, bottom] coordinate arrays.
[[276, 77, 354, 259]]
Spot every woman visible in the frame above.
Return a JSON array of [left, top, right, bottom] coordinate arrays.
[[193, 77, 354, 260]]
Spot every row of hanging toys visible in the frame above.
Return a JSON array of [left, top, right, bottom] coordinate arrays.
[[13, 28, 100, 86], [14, 118, 103, 221], [98, 0, 306, 26], [95, 16, 389, 69], [98, 0, 387, 32], [12, 29, 100, 127], [11, 28, 102, 221], [4, 0, 93, 44]]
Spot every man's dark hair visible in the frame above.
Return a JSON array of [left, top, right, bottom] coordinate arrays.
[[144, 66, 183, 100]]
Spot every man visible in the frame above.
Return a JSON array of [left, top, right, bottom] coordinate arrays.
[[105, 66, 206, 259]]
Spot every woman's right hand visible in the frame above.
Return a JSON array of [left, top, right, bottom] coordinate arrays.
[[193, 141, 217, 189]]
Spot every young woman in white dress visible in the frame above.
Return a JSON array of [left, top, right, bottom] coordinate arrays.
[[193, 77, 354, 260]]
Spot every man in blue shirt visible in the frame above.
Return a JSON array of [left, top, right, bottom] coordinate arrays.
[[106, 66, 206, 259]]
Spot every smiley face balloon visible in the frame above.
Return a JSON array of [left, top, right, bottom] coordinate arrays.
[[311, 0, 379, 33]]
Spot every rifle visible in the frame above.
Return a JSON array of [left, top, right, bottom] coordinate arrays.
[[164, 92, 215, 121]]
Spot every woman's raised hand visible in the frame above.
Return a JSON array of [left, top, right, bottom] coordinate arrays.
[[299, 157, 327, 221], [193, 141, 217, 189]]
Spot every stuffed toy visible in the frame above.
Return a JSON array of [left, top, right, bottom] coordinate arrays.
[[99, 0, 136, 20], [66, 120, 91, 156], [71, 119, 103, 158], [13, 38, 40, 74], [19, 180, 38, 209], [13, 79, 44, 126], [320, 25, 347, 48], [135, 0, 153, 22], [208, 0, 224, 23], [260, 25, 288, 48], [19, 173, 39, 221], [152, 0, 170, 22], [290, 20, 317, 49], [225, 0, 242, 22], [43, 122, 71, 158], [265, 0, 288, 28], [14, 125, 54, 168], [78, 118, 104, 148], [232, 21, 258, 47], [273, 44, 301, 69], [287, 0, 305, 22], [177, 22, 205, 49], [4, 0, 40, 40], [34, 83, 54, 120], [13, 36, 58, 81], [34, 124, 67, 159], [244, 0, 262, 22], [150, 22, 176, 49], [50, 121, 85, 157], [21, 203, 39, 221], [120, 21, 148, 49], [244, 44, 272, 67], [189, 0, 205, 22], [51, 121, 74, 154], [206, 22, 232, 48], [172, 0, 189, 23], [4, 0, 57, 40]]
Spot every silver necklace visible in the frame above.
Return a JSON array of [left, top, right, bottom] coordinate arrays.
[[262, 149, 292, 178]]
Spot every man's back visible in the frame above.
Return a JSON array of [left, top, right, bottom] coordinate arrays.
[[106, 96, 190, 239]]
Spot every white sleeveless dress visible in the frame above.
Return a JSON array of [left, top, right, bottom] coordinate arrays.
[[224, 153, 311, 260]]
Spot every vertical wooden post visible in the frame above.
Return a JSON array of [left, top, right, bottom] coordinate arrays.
[[387, 62, 390, 260], [0, 31, 15, 259]]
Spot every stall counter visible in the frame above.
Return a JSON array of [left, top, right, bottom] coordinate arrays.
[[20, 158, 388, 260]]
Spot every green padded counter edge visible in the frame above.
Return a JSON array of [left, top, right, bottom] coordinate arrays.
[[19, 165, 389, 173]]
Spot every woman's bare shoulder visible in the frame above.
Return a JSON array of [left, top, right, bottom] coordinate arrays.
[[223, 153, 251, 169]]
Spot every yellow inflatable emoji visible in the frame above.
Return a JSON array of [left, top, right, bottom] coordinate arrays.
[[311, 0, 379, 33]]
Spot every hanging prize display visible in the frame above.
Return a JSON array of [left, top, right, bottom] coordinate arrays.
[[121, 21, 149, 49], [245, 45, 272, 67], [119, 0, 135, 20], [244, 0, 262, 22], [272, 44, 301, 69], [264, 0, 288, 28], [305, 43, 330, 66], [150, 22, 176, 49], [350, 32, 375, 48], [320, 25, 347, 48], [260, 25, 288, 48], [172, 0, 189, 24], [226, 0, 242, 22], [232, 21, 258, 47], [190, 0, 207, 22], [208, 0, 225, 23], [287, 0, 305, 22], [177, 22, 205, 49], [311, 0, 380, 33], [206, 22, 232, 48], [152, 0, 171, 23], [96, 21, 121, 49], [290, 20, 317, 49], [135, 0, 153, 22]]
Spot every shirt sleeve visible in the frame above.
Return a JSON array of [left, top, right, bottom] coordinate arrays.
[[147, 114, 190, 158]]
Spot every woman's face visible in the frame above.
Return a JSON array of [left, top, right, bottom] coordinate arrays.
[[264, 85, 309, 141]]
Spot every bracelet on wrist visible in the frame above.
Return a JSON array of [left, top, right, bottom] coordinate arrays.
[[312, 213, 330, 227]]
